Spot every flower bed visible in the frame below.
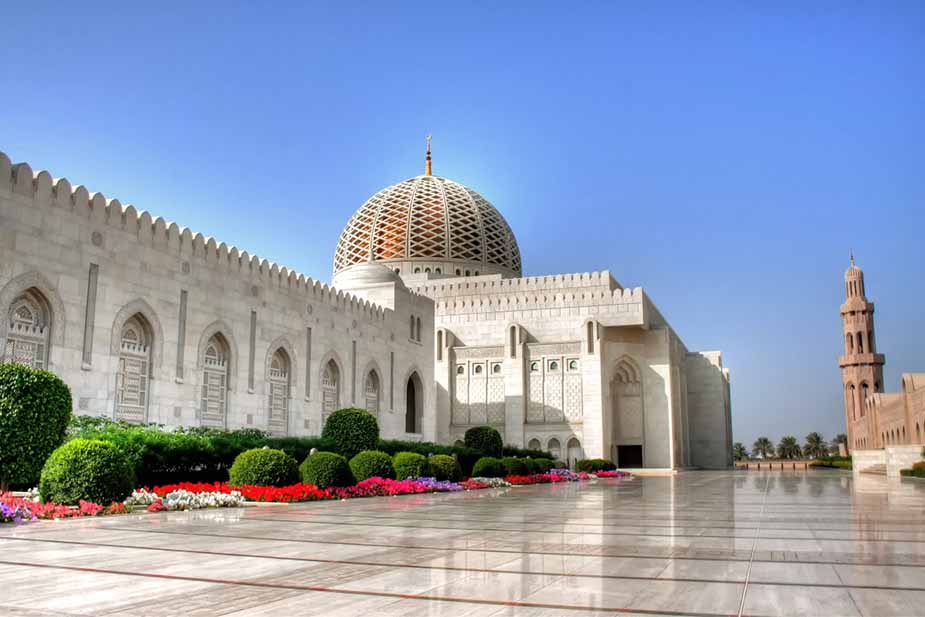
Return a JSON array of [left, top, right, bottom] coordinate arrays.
[[1, 492, 125, 523], [3, 467, 633, 524]]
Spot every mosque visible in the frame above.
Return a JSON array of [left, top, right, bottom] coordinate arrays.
[[0, 141, 732, 469]]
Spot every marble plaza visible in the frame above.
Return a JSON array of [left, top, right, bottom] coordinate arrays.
[[1, 470, 924, 616]]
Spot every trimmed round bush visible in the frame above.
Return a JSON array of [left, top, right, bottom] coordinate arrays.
[[533, 458, 555, 473], [552, 460, 568, 469], [502, 456, 529, 476], [464, 426, 503, 457], [322, 408, 379, 459], [393, 451, 428, 480], [471, 456, 506, 478], [349, 450, 395, 481], [300, 451, 354, 488], [229, 448, 299, 487], [577, 458, 616, 473], [39, 438, 134, 505], [429, 454, 462, 482], [0, 364, 72, 488]]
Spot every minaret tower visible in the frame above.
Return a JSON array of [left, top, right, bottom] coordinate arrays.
[[839, 254, 885, 451]]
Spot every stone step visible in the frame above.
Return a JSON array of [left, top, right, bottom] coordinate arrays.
[[860, 463, 887, 475]]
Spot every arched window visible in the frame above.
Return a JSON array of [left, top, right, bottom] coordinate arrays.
[[435, 268, 442, 274], [587, 322, 595, 354], [409, 315, 415, 340], [455, 269, 461, 276], [4, 289, 52, 369], [364, 370, 380, 417], [406, 372, 422, 433], [527, 438, 541, 450], [848, 384, 856, 420], [465, 270, 470, 276], [473, 364, 483, 375], [868, 330, 874, 352], [321, 359, 340, 423], [414, 267, 421, 274], [547, 438, 561, 460], [416, 317, 422, 342], [424, 268, 431, 273], [857, 332, 864, 353], [267, 348, 290, 436], [456, 365, 465, 375], [861, 382, 869, 405], [567, 438, 583, 470], [548, 361, 559, 371], [201, 333, 230, 427], [436, 330, 443, 361], [530, 361, 539, 372], [846, 333, 854, 353], [115, 314, 153, 423], [492, 363, 502, 374]]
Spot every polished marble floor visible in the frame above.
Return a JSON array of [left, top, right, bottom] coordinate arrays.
[[2, 470, 925, 616]]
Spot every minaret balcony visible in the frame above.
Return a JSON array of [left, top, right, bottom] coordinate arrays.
[[838, 353, 885, 368]]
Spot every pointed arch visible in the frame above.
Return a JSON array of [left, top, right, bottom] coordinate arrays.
[[0, 271, 66, 369], [264, 336, 298, 391], [404, 368, 424, 434], [266, 341, 293, 436], [109, 298, 164, 369], [113, 310, 156, 423], [362, 359, 384, 418], [318, 350, 344, 423]]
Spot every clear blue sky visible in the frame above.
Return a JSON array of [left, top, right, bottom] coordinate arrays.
[[3, 2, 923, 449]]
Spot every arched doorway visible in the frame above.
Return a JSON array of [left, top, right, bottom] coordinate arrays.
[[527, 438, 541, 451], [115, 314, 153, 423], [267, 348, 291, 436], [321, 359, 340, 423], [405, 372, 422, 433], [4, 288, 52, 369], [201, 333, 231, 428], [567, 437, 583, 470], [364, 370, 380, 417], [547, 438, 561, 461]]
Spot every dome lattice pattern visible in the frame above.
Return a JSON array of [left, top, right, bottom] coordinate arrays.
[[334, 175, 522, 276]]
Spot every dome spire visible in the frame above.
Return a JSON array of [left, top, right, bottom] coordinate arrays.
[[425, 134, 432, 176]]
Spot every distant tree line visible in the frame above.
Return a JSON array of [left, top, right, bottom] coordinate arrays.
[[732, 433, 846, 461]]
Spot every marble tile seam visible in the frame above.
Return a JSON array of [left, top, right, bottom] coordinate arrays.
[[239, 515, 925, 543], [81, 526, 925, 569], [0, 559, 745, 617]]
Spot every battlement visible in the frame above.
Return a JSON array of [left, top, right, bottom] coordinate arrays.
[[413, 270, 620, 295], [0, 150, 423, 322]]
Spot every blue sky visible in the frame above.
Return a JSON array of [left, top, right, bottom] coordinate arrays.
[[2, 2, 923, 449]]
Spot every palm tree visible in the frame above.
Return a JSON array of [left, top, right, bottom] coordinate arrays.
[[752, 437, 774, 459], [777, 436, 801, 459], [733, 442, 748, 461], [803, 432, 828, 459]]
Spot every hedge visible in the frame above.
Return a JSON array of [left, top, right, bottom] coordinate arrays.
[[503, 445, 553, 459], [0, 364, 72, 489], [501, 456, 529, 476], [472, 456, 506, 478], [39, 438, 134, 505], [349, 450, 395, 481], [322, 408, 379, 459], [300, 452, 354, 488], [464, 426, 503, 457], [378, 439, 482, 477], [577, 458, 616, 472], [428, 454, 462, 482], [228, 448, 300, 486], [393, 451, 429, 480]]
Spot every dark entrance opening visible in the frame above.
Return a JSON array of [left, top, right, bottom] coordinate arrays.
[[617, 445, 643, 468]]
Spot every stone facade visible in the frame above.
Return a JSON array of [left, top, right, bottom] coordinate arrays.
[[0, 146, 733, 469], [838, 256, 925, 456], [0, 151, 435, 442]]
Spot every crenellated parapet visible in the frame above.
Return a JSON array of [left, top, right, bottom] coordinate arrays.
[[0, 150, 413, 322], [409, 271, 644, 317]]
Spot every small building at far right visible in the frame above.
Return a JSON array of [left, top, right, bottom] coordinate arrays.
[[839, 255, 925, 476]]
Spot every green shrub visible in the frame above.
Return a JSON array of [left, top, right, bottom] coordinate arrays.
[[912, 461, 925, 472], [322, 408, 379, 459], [577, 458, 616, 473], [501, 456, 529, 476], [552, 460, 567, 469], [393, 451, 428, 480], [228, 448, 299, 486], [39, 438, 134, 505], [378, 439, 482, 476], [471, 456, 506, 478], [533, 458, 555, 473], [464, 426, 503, 457], [349, 450, 395, 481], [300, 451, 354, 488], [503, 445, 553, 459], [428, 454, 462, 481], [0, 364, 72, 488]]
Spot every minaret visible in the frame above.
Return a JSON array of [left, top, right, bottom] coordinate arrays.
[[425, 134, 432, 176], [839, 254, 885, 451]]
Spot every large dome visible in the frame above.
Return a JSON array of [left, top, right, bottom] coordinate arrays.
[[333, 174, 522, 278]]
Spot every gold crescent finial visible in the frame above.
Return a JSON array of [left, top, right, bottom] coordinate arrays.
[[425, 134, 432, 176]]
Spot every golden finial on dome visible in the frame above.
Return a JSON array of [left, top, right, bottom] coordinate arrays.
[[425, 134, 432, 176]]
